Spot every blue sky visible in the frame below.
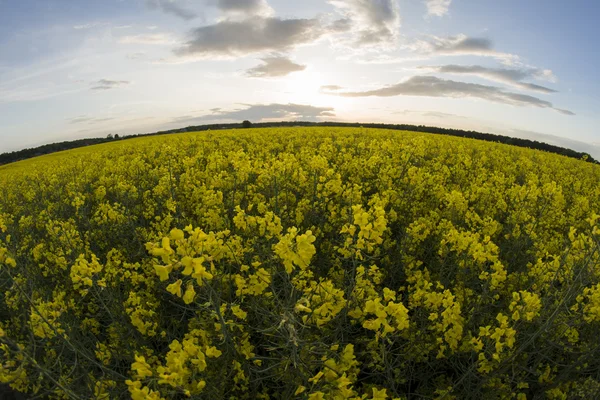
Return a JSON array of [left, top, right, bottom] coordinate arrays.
[[1, 0, 599, 157]]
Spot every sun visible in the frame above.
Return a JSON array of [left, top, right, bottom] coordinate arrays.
[[281, 69, 348, 111]]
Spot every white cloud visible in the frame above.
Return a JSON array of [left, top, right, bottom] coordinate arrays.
[[245, 56, 306, 78], [215, 0, 274, 17], [171, 103, 336, 124], [533, 69, 557, 83], [174, 18, 326, 58], [424, 0, 451, 17], [418, 65, 557, 94], [68, 115, 116, 124], [91, 79, 131, 90], [118, 33, 176, 45], [323, 75, 574, 115], [349, 34, 524, 65], [73, 22, 110, 30], [328, 0, 401, 46], [127, 52, 147, 60], [410, 34, 519, 64], [169, 0, 404, 61], [320, 85, 344, 91], [144, 0, 198, 21]]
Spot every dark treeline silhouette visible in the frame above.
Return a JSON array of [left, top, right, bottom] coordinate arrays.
[[1, 122, 596, 166], [0, 137, 117, 166]]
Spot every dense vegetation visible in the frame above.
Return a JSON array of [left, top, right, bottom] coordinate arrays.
[[0, 122, 595, 166], [1, 127, 600, 399]]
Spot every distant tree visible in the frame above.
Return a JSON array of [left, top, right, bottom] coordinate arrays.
[[114, 134, 120, 139], [242, 120, 252, 129], [107, 134, 114, 139]]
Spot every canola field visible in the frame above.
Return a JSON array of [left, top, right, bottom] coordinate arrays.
[[1, 127, 600, 399]]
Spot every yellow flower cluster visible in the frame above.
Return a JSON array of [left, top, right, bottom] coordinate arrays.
[[70, 253, 104, 295], [273, 227, 317, 274], [339, 203, 388, 259], [0, 343, 28, 392], [124, 291, 158, 336], [234, 264, 271, 296], [305, 344, 360, 398], [29, 291, 67, 339], [0, 246, 16, 268], [579, 283, 600, 322], [509, 291, 542, 322], [475, 313, 517, 373], [361, 294, 409, 337], [296, 279, 346, 327]]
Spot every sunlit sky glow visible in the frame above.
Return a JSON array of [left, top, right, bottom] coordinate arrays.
[[1, 0, 599, 156]]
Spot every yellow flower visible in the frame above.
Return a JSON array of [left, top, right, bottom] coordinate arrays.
[[181, 256, 194, 275], [167, 279, 183, 297], [182, 284, 196, 304], [295, 386, 306, 395], [231, 305, 248, 320], [132, 355, 153, 378], [308, 371, 324, 383], [372, 387, 388, 399], [206, 346, 222, 358], [383, 287, 396, 301], [170, 228, 185, 241], [154, 264, 172, 281], [192, 259, 213, 286], [296, 230, 316, 267]]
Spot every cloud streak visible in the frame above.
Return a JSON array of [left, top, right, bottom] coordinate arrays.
[[354, 34, 526, 66], [68, 115, 116, 124], [91, 79, 131, 91], [320, 85, 344, 91], [323, 76, 574, 115], [172, 103, 335, 124], [118, 33, 176, 45], [73, 22, 110, 30], [245, 56, 306, 78], [393, 109, 467, 119], [418, 65, 557, 94], [216, 0, 274, 17], [145, 0, 198, 21], [410, 34, 519, 64]]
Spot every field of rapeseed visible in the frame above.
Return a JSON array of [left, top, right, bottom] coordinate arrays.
[[1, 127, 600, 399]]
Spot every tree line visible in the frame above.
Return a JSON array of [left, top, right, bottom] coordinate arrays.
[[0, 121, 596, 166]]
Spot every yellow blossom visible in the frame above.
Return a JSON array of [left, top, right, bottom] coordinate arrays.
[[167, 279, 183, 297], [182, 284, 196, 304]]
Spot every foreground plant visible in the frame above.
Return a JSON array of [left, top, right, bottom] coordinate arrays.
[[0, 127, 599, 399]]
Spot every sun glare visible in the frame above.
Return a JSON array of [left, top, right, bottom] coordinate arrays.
[[282, 69, 348, 112]]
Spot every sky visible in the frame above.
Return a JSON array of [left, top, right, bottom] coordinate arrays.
[[1, 0, 599, 157]]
